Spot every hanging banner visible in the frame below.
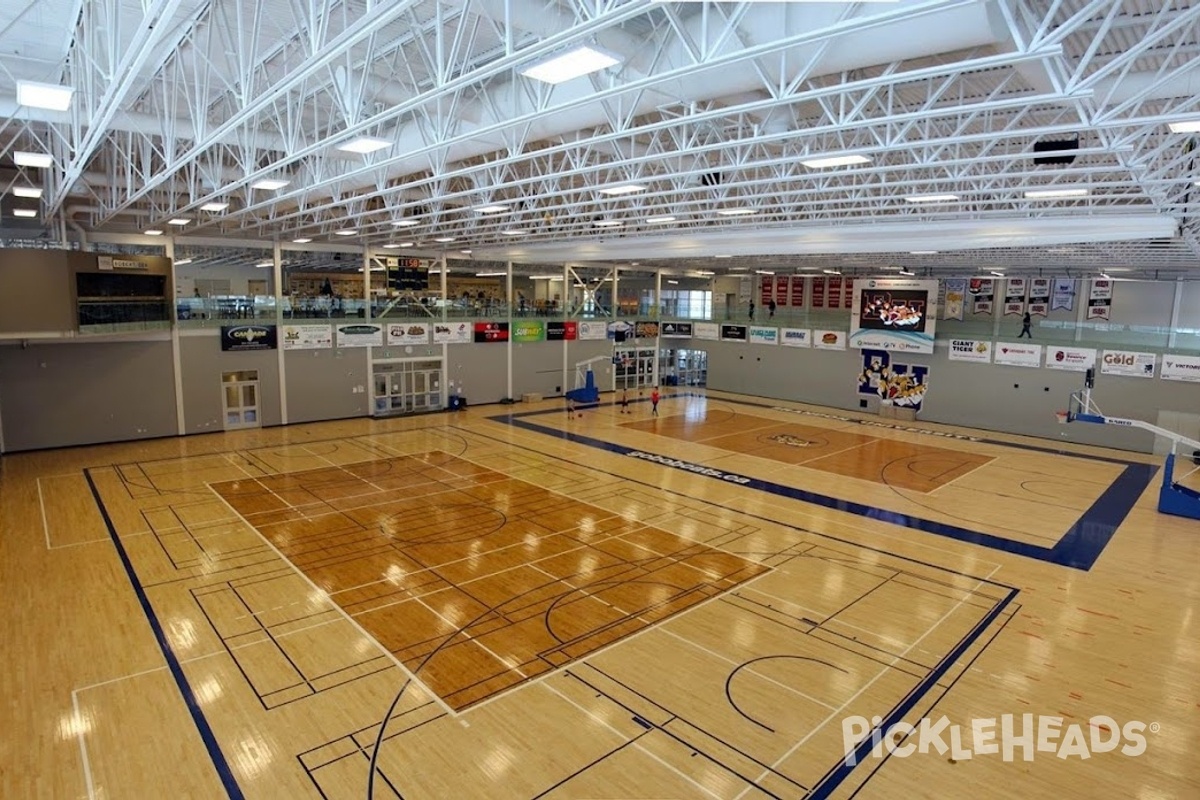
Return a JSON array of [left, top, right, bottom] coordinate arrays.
[[994, 342, 1043, 367], [281, 324, 332, 350], [1100, 350, 1156, 378], [1162, 354, 1200, 383], [577, 320, 608, 340], [512, 320, 545, 342], [660, 321, 692, 338], [811, 276, 827, 309], [694, 322, 720, 341], [790, 276, 805, 307], [826, 276, 843, 309], [849, 278, 937, 354], [749, 325, 778, 345], [1003, 278, 1028, 316], [545, 321, 577, 341], [814, 330, 847, 350], [1087, 279, 1113, 320], [221, 324, 278, 351], [780, 328, 811, 347], [843, 278, 855, 309], [1028, 278, 1051, 316], [335, 324, 383, 348], [1044, 346, 1097, 372], [473, 321, 509, 343], [760, 276, 773, 305], [774, 276, 789, 306], [947, 339, 993, 363], [1052, 278, 1076, 311], [969, 278, 994, 315], [386, 322, 431, 345], [432, 321, 472, 344], [942, 278, 967, 321]]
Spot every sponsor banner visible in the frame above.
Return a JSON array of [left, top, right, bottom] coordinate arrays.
[[1003, 278, 1028, 316], [221, 324, 277, 351], [1044, 346, 1097, 372], [760, 275, 773, 305], [545, 321, 577, 341], [473, 321, 509, 343], [775, 276, 790, 306], [694, 322, 719, 341], [790, 275, 805, 307], [1052, 278, 1075, 311], [635, 321, 660, 339], [1088, 279, 1113, 321], [386, 322, 430, 345], [1100, 350, 1156, 378], [432, 321, 471, 344], [857, 349, 930, 412], [660, 321, 693, 338], [1028, 278, 1052, 316], [1161, 354, 1200, 383], [748, 325, 778, 345], [826, 276, 843, 310], [942, 278, 967, 321], [780, 328, 811, 347], [721, 324, 748, 341], [99, 256, 149, 271], [814, 329, 847, 350], [969, 278, 994, 315], [812, 276, 827, 308], [994, 342, 1042, 367], [512, 320, 544, 342], [335, 324, 383, 348], [947, 339, 992, 363], [607, 320, 634, 341], [577, 320, 608, 340], [851, 278, 937, 354], [281, 324, 332, 350]]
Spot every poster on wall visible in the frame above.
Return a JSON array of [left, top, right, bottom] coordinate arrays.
[[969, 278, 994, 315], [1052, 278, 1075, 311], [994, 342, 1042, 367], [577, 320, 608, 340], [1087, 279, 1113, 320], [857, 349, 930, 413], [721, 324, 748, 341], [813, 329, 847, 350], [1028, 278, 1051, 316], [942, 278, 967, 320], [694, 322, 720, 341], [432, 321, 471, 344], [749, 325, 778, 345], [1003, 278, 1027, 316], [512, 320, 545, 342], [473, 321, 509, 343], [826, 276, 843, 310], [386, 322, 430, 345], [947, 339, 993, 363], [281, 324, 332, 350], [1161, 354, 1200, 383], [335, 324, 383, 348], [811, 276, 827, 308], [849, 278, 937, 354], [1044, 346, 1097, 372], [790, 275, 805, 307], [660, 321, 692, 338], [780, 328, 811, 347], [545, 321, 578, 341], [221, 324, 278, 351], [1100, 350, 1156, 378], [775, 276, 789, 306]]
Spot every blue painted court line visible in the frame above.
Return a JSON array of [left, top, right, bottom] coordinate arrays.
[[85, 469, 246, 800], [492, 401, 1157, 571]]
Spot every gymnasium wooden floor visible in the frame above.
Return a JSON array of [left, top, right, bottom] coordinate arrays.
[[3, 388, 1198, 799]]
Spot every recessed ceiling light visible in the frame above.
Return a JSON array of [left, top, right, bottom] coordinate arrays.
[[905, 194, 959, 203], [12, 186, 42, 198], [1168, 120, 1200, 133], [520, 45, 620, 85], [822, 269, 841, 275], [392, 219, 419, 227], [14, 151, 53, 168], [646, 215, 676, 224], [144, 229, 163, 236], [336, 136, 391, 154], [501, 229, 528, 236], [13, 209, 37, 218], [1025, 188, 1088, 199], [599, 184, 647, 195], [256, 261, 274, 268], [292, 238, 312, 243], [334, 229, 357, 236], [434, 237, 455, 242], [593, 220, 623, 227], [16, 81, 75, 111], [200, 202, 229, 212], [249, 178, 289, 191], [167, 218, 190, 226], [717, 208, 757, 216], [474, 204, 509, 214], [910, 250, 939, 255], [800, 154, 871, 169]]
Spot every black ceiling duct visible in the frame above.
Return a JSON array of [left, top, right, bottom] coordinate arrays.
[[701, 171, 722, 186], [1033, 137, 1080, 165]]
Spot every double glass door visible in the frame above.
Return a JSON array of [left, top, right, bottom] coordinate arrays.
[[373, 359, 442, 416], [660, 349, 707, 386], [222, 370, 260, 429]]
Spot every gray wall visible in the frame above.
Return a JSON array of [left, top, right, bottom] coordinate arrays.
[[178, 332, 282, 433], [446, 342, 507, 405], [0, 250, 74, 332], [0, 337, 177, 451], [286, 347, 370, 423]]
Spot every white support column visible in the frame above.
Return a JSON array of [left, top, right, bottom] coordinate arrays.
[[439, 255, 448, 321], [166, 235, 186, 435], [362, 247, 371, 320], [562, 262, 570, 395], [1168, 277, 1183, 349], [612, 265, 619, 320], [1074, 278, 1088, 342], [992, 278, 1003, 340], [276, 241, 288, 425], [362, 247, 372, 417], [652, 270, 662, 388], [506, 261, 514, 401]]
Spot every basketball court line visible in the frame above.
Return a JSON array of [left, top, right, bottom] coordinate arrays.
[[70, 690, 97, 800]]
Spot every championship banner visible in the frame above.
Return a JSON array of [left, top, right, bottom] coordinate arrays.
[[577, 320, 608, 340], [720, 324, 748, 341], [947, 339, 992, 363], [386, 322, 430, 345], [335, 323, 383, 348], [660, 321, 692, 338], [969, 278, 994, 315], [1087, 279, 1113, 320], [694, 322, 720, 341], [281, 324, 332, 350], [432, 321, 471, 344], [811, 276, 827, 309], [546, 321, 578, 341], [473, 321, 509, 343], [843, 278, 855, 309], [222, 324, 278, 351], [512, 320, 545, 342], [826, 276, 843, 309], [942, 278, 966, 321], [775, 276, 789, 306], [857, 349, 930, 413], [1044, 346, 1097, 372], [1028, 278, 1051, 316], [994, 342, 1042, 367], [789, 276, 805, 307], [1052, 278, 1075, 311], [748, 325, 778, 345], [1162, 354, 1200, 383], [814, 329, 847, 350], [780, 328, 811, 347], [849, 278, 937, 354], [635, 321, 659, 338], [760, 276, 773, 305], [1003, 278, 1027, 316], [1100, 350, 1156, 378]]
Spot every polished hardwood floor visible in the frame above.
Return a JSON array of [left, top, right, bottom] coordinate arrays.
[[2, 389, 1197, 799]]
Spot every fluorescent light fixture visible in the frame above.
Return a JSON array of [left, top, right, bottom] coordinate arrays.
[[520, 45, 619, 85], [899, 269, 915, 276], [714, 255, 732, 259], [1168, 120, 1200, 133], [474, 204, 509, 214], [382, 243, 402, 249], [398, 242, 414, 248], [755, 270, 775, 275], [292, 237, 312, 243], [990, 271, 1005, 277], [822, 269, 841, 275], [144, 229, 164, 236], [336, 136, 390, 154], [249, 178, 289, 191], [167, 218, 190, 226], [16, 81, 74, 111], [459, 249, 472, 254], [593, 220, 623, 227], [646, 215, 676, 224], [599, 183, 646, 195], [1100, 272, 1111, 280], [905, 194, 959, 203], [694, 270, 714, 276], [667, 279, 679, 285], [910, 250, 939, 255], [1024, 188, 1088, 199], [14, 151, 53, 168], [174, 258, 193, 266], [476, 271, 507, 277], [434, 236, 455, 242], [334, 229, 357, 236], [530, 275, 561, 280], [200, 202, 229, 212], [392, 219, 419, 227], [501, 229, 528, 236], [13, 209, 37, 218], [256, 261, 274, 268], [12, 186, 42, 198], [717, 208, 757, 216], [800, 154, 871, 169]]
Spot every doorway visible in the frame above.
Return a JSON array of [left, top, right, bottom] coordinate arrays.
[[221, 370, 260, 429], [660, 349, 707, 387], [372, 359, 443, 416]]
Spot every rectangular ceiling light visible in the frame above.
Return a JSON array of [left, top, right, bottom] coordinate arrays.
[[200, 202, 229, 212], [501, 229, 528, 235], [334, 229, 358, 236], [434, 236, 455, 242], [250, 179, 289, 191], [12, 186, 42, 198], [694, 270, 714, 276], [336, 136, 390, 154], [599, 183, 646, 195], [292, 238, 312, 243], [144, 229, 164, 236], [393, 219, 418, 227], [17, 81, 75, 111], [800, 154, 871, 169], [460, 249, 472, 254], [755, 270, 775, 275], [256, 261, 274, 268], [1168, 120, 1200, 133], [990, 271, 1005, 277], [382, 243, 402, 249], [476, 271, 507, 277], [646, 215, 676, 224], [905, 194, 959, 203], [398, 242, 414, 247], [175, 258, 193, 266], [167, 218, 190, 226], [1025, 188, 1088, 199], [13, 209, 37, 218], [822, 269, 841, 275], [474, 204, 510, 214], [14, 151, 54, 168], [593, 220, 623, 227], [910, 250, 938, 255], [717, 208, 757, 216], [520, 45, 619, 85], [899, 269, 916, 276]]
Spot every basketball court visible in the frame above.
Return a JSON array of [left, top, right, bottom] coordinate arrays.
[[4, 389, 1197, 799]]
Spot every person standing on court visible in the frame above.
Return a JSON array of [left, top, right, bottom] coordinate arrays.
[[768, 299, 776, 319], [619, 389, 630, 414], [650, 386, 660, 416], [1019, 311, 1032, 338], [748, 300, 755, 321]]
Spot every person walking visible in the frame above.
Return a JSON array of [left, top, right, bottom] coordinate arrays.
[[619, 389, 630, 414], [748, 301, 755, 321], [1019, 311, 1032, 338], [650, 386, 660, 416], [768, 299, 776, 319]]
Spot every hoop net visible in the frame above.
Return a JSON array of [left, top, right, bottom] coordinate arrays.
[[1055, 410, 1070, 424]]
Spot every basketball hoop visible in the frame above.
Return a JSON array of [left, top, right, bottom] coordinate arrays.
[[1055, 410, 1070, 424]]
